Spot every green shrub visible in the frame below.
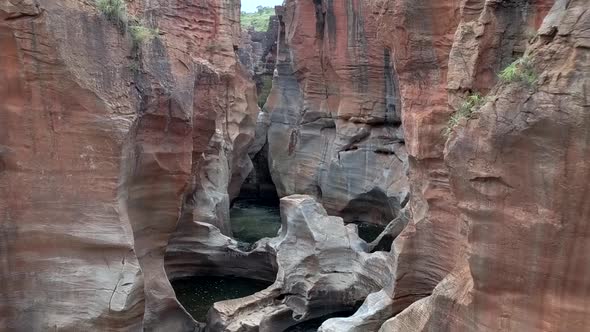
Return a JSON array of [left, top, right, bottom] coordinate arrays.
[[443, 93, 485, 137], [96, 0, 127, 27], [499, 56, 537, 86], [241, 6, 275, 32], [128, 25, 159, 45]]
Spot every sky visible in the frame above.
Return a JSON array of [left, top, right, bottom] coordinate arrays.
[[241, 0, 283, 13]]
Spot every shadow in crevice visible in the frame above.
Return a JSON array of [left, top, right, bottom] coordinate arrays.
[[171, 276, 273, 322], [284, 310, 359, 332]]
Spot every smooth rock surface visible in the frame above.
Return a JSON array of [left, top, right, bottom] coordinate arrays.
[[207, 195, 395, 332], [0, 0, 255, 330], [265, 0, 410, 226]]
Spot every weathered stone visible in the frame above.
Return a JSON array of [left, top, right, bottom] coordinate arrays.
[[0, 0, 255, 330], [319, 290, 396, 332], [208, 195, 394, 331], [436, 1, 590, 330], [265, 0, 410, 226], [165, 221, 277, 283]]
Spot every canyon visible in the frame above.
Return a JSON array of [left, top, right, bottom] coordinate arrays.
[[0, 0, 589, 331]]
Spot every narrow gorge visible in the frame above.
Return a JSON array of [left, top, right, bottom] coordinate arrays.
[[0, 0, 589, 331]]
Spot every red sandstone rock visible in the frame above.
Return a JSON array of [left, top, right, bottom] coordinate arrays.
[[368, 0, 467, 314], [0, 0, 257, 330], [441, 1, 590, 330], [381, 0, 590, 331], [2, 0, 589, 331], [266, 0, 410, 227]]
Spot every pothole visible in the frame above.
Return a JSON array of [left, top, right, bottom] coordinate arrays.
[[171, 276, 273, 322], [355, 222, 385, 243], [284, 311, 357, 332], [230, 198, 281, 244]]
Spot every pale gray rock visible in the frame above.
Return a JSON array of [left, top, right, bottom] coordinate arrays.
[[207, 195, 394, 332], [265, 3, 410, 226], [165, 221, 277, 283], [319, 290, 395, 332]]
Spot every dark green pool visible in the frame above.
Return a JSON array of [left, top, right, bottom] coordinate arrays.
[[284, 311, 355, 332], [172, 276, 273, 322], [356, 222, 385, 243], [230, 199, 281, 243]]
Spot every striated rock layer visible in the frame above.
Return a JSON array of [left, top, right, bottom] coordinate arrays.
[[265, 0, 410, 227], [318, 0, 590, 331], [2, 0, 589, 331], [373, 0, 555, 315], [237, 10, 281, 202], [394, 0, 590, 330], [0, 0, 257, 330]]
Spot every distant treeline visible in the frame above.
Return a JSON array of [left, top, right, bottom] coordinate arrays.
[[241, 6, 275, 32]]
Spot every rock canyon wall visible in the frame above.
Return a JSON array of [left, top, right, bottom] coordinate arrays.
[[0, 0, 257, 330], [265, 0, 410, 227], [264, 0, 590, 331], [1, 0, 589, 331], [384, 0, 590, 330]]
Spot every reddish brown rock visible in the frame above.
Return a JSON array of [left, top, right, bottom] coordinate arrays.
[[321, 0, 561, 330], [265, 0, 409, 227], [0, 1, 146, 330], [0, 0, 256, 330], [442, 0, 590, 330], [366, 0, 555, 316], [367, 0, 467, 314], [381, 0, 590, 331]]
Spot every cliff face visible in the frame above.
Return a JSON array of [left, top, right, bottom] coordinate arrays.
[[368, 0, 554, 313], [0, 0, 256, 330], [440, 1, 590, 330], [377, 0, 590, 330], [265, 0, 410, 227], [2, 0, 589, 331], [0, 2, 146, 329]]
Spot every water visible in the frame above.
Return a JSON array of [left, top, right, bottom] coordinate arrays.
[[171, 276, 273, 322], [284, 312, 355, 332], [230, 199, 281, 243], [356, 222, 385, 243]]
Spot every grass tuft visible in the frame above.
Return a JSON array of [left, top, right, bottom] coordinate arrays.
[[499, 56, 537, 87], [128, 25, 159, 45], [96, 0, 128, 28], [443, 93, 486, 138]]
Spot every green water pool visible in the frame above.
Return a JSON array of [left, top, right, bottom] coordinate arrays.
[[172, 276, 272, 322], [284, 311, 356, 332], [230, 199, 281, 243]]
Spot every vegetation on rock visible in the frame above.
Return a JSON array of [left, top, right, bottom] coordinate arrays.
[[96, 0, 158, 52], [499, 56, 537, 86], [444, 93, 486, 137], [129, 25, 159, 45], [96, 0, 127, 27], [241, 6, 274, 32], [257, 75, 273, 107]]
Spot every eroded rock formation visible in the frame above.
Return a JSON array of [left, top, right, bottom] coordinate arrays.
[[405, 1, 590, 330], [207, 195, 394, 332], [237, 12, 281, 202], [0, 0, 256, 330], [265, 0, 410, 227], [324, 0, 590, 331], [2, 0, 589, 331]]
